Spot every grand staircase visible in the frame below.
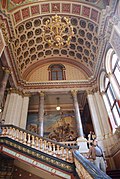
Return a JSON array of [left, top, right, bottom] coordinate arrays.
[[0, 124, 112, 179]]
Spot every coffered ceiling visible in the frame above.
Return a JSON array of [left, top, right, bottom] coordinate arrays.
[[0, 0, 111, 84]]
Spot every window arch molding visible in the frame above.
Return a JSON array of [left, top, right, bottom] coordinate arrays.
[[48, 64, 66, 80], [105, 48, 114, 74], [99, 71, 106, 93], [105, 48, 120, 100]]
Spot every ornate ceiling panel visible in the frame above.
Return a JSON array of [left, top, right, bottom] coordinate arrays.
[[0, 0, 110, 84], [12, 15, 98, 76]]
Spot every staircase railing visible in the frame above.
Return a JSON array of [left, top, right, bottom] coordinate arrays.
[[0, 124, 78, 163], [73, 150, 112, 179]]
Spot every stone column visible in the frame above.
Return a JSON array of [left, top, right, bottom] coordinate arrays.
[[12, 90, 23, 127], [38, 92, 44, 136], [1, 92, 10, 122], [0, 67, 10, 107], [71, 90, 88, 153], [71, 90, 84, 137], [94, 91, 111, 137], [87, 90, 103, 140], [3, 89, 23, 126], [19, 93, 30, 129], [94, 91, 115, 153], [4, 89, 17, 124]]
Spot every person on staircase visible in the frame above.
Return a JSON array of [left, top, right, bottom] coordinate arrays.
[[87, 138, 107, 172]]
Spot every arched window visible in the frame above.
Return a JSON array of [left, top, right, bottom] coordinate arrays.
[[100, 48, 120, 130], [104, 75, 120, 126], [112, 53, 120, 86], [48, 64, 66, 80]]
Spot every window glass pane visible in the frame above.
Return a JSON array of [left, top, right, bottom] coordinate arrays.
[[118, 59, 120, 66], [50, 64, 64, 80], [105, 77, 109, 89], [112, 54, 117, 70], [52, 72, 57, 80], [58, 71, 62, 80], [112, 106, 120, 126], [109, 84, 116, 99], [107, 87, 114, 106], [114, 65, 120, 86]]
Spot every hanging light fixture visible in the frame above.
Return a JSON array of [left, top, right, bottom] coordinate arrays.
[[43, 14, 74, 48], [56, 97, 61, 111], [0, 107, 2, 113]]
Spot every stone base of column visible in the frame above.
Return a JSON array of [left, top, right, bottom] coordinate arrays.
[[77, 137, 89, 153]]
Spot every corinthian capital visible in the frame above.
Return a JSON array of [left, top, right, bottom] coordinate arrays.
[[39, 91, 45, 97], [71, 90, 78, 97], [2, 67, 11, 74]]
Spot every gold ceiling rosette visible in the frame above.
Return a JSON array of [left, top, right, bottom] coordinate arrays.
[[43, 14, 74, 48]]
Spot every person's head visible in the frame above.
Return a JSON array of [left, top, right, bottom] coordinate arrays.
[[92, 138, 98, 146]]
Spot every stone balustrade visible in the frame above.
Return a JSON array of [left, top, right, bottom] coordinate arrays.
[[0, 125, 77, 163], [60, 141, 77, 146]]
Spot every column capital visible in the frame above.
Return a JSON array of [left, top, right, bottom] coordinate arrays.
[[2, 67, 11, 74], [71, 90, 78, 96], [22, 92, 31, 97], [86, 89, 93, 95], [8, 88, 22, 95], [39, 91, 45, 97], [92, 86, 99, 93], [101, 91, 105, 95], [107, 72, 112, 77]]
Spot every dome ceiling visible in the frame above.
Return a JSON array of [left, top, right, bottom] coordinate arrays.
[[0, 0, 110, 81]]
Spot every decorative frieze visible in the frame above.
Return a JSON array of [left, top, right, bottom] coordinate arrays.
[[1, 145, 72, 179]]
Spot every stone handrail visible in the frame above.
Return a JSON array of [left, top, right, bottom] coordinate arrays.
[[73, 150, 111, 179], [60, 141, 77, 146], [0, 124, 78, 163]]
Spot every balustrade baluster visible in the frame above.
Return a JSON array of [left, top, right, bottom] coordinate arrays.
[[61, 147, 65, 158], [56, 145, 60, 156], [31, 135, 35, 147], [27, 134, 31, 146], [19, 131, 23, 142], [52, 143, 56, 155], [65, 148, 69, 161], [48, 142, 52, 153], [12, 128, 16, 139], [35, 137, 39, 148], [8, 127, 12, 137], [16, 129, 19, 141], [23, 132, 27, 144], [1, 127, 5, 136], [69, 149, 73, 162], [40, 139, 43, 150], [44, 140, 47, 151], [5, 127, 9, 136]]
